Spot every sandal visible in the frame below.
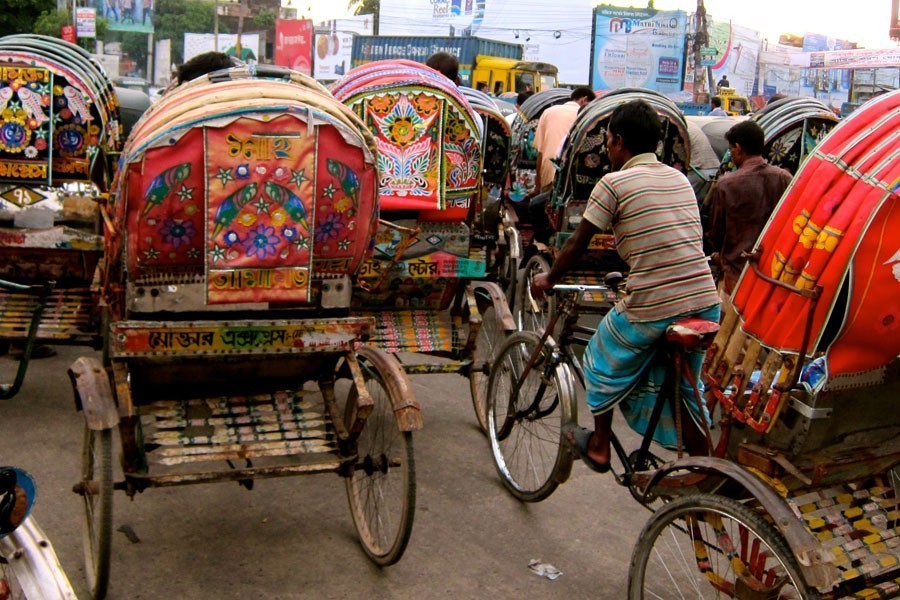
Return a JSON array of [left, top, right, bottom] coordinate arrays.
[[563, 424, 610, 473]]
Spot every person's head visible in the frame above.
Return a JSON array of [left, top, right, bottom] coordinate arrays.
[[725, 120, 766, 166], [605, 99, 661, 170], [176, 52, 236, 85], [516, 90, 533, 107], [570, 86, 595, 108], [476, 82, 489, 93], [426, 52, 460, 85], [710, 97, 722, 109]]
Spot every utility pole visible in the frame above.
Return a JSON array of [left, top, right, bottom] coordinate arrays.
[[214, 0, 219, 51], [692, 0, 708, 103]]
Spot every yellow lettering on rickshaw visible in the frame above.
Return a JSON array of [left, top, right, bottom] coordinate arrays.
[[0, 161, 48, 180], [0, 67, 50, 83], [53, 160, 90, 175], [226, 133, 296, 161], [209, 268, 308, 291]]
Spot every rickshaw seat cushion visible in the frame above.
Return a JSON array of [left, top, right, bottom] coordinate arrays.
[[665, 318, 719, 350]]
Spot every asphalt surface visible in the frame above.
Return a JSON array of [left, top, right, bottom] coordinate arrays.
[[1, 345, 652, 599]]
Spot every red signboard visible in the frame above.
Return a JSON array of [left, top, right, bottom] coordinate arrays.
[[274, 19, 313, 75], [61, 25, 76, 44]]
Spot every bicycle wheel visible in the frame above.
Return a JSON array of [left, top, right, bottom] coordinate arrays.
[[515, 254, 554, 334], [628, 494, 810, 599], [468, 291, 511, 434], [344, 346, 415, 566], [80, 426, 112, 599], [500, 226, 521, 305], [0, 517, 78, 599], [487, 331, 576, 502]]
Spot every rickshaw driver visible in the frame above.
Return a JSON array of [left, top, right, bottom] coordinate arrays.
[[531, 99, 720, 472]]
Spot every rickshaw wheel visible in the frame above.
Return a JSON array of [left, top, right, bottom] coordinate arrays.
[[344, 346, 415, 566], [500, 226, 521, 306], [487, 331, 575, 502], [628, 494, 810, 600], [80, 425, 112, 599], [468, 290, 511, 434], [515, 254, 555, 335]]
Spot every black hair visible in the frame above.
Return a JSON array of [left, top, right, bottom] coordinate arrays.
[[425, 52, 459, 83], [710, 96, 722, 108], [725, 120, 766, 156], [570, 86, 596, 103], [607, 99, 661, 155], [516, 90, 533, 106], [176, 51, 237, 84]]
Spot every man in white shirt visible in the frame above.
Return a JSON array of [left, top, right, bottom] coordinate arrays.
[[527, 86, 595, 242]]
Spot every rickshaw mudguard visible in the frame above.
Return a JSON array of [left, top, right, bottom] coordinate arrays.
[[68, 356, 119, 431], [469, 281, 515, 332], [356, 345, 422, 432], [643, 456, 840, 591]]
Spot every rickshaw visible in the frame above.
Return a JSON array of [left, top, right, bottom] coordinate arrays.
[[0, 34, 120, 398], [515, 88, 691, 334], [70, 65, 418, 599], [331, 60, 514, 433], [490, 89, 900, 598]]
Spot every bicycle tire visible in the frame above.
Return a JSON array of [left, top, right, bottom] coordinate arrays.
[[628, 494, 812, 599], [487, 331, 576, 502], [80, 426, 112, 599], [468, 290, 512, 434]]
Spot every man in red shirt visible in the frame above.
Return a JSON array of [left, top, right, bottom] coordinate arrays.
[[706, 121, 792, 295]]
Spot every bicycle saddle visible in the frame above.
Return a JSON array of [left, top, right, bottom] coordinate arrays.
[[665, 318, 719, 350]]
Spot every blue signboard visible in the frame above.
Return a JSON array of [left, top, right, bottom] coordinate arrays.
[[590, 6, 687, 93]]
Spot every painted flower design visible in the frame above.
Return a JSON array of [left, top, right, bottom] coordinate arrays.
[[224, 230, 241, 246], [244, 224, 279, 259], [235, 164, 251, 179], [412, 93, 439, 116], [444, 116, 469, 144], [371, 95, 435, 148], [315, 213, 345, 243], [24, 146, 38, 158], [272, 209, 287, 226], [369, 94, 396, 114], [282, 226, 297, 240], [159, 218, 195, 249], [334, 196, 353, 214], [389, 117, 417, 145], [238, 213, 257, 227]]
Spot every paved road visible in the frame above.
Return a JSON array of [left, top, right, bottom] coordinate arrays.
[[1, 346, 653, 599]]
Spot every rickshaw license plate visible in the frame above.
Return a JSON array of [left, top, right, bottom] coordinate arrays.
[[111, 318, 374, 357]]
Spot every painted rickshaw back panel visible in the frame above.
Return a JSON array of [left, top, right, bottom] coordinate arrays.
[[111, 72, 378, 313], [332, 61, 484, 311]]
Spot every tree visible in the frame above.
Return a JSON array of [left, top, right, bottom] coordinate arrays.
[[252, 8, 277, 31], [347, 0, 378, 17], [34, 9, 109, 52], [154, 0, 224, 64], [1, 0, 56, 34]]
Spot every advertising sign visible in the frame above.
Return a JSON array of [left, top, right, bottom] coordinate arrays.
[[183, 33, 260, 64], [590, 6, 687, 93], [705, 20, 761, 97], [274, 19, 313, 76], [76, 7, 96, 38], [892, 0, 900, 40], [94, 0, 154, 33], [379, 0, 595, 84], [61, 25, 76, 44], [313, 30, 353, 80]]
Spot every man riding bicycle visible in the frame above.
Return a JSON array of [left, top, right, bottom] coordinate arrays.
[[531, 99, 720, 472]]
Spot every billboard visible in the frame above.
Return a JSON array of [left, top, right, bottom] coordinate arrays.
[[274, 19, 313, 75], [705, 21, 761, 97], [892, 0, 900, 40], [183, 33, 260, 64], [378, 0, 595, 84], [95, 0, 154, 33], [314, 17, 373, 80], [590, 6, 687, 93], [76, 7, 96, 38]]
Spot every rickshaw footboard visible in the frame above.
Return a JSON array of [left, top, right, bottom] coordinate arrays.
[[0, 287, 99, 345]]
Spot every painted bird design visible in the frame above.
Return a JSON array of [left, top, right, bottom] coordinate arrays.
[[263, 182, 308, 231], [212, 182, 258, 237], [326, 159, 360, 215], [16, 88, 50, 126], [142, 162, 192, 216], [63, 85, 92, 123]]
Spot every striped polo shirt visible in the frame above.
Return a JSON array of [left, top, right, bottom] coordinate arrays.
[[584, 153, 718, 322]]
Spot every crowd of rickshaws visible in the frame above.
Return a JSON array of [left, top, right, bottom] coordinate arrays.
[[2, 34, 900, 600]]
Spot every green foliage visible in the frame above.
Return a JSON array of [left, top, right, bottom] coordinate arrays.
[[154, 0, 224, 64], [118, 31, 149, 72], [347, 0, 378, 17], [252, 8, 277, 30], [33, 9, 108, 52], [0, 0, 57, 34]]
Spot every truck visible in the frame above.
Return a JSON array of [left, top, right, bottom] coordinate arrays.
[[350, 35, 558, 92]]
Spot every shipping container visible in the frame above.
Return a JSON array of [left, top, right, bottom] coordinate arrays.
[[351, 35, 523, 86]]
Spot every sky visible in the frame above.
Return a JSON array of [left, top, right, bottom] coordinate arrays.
[[291, 0, 899, 49]]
